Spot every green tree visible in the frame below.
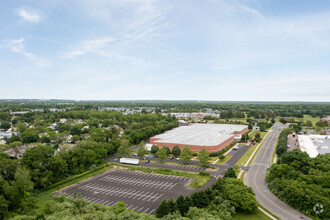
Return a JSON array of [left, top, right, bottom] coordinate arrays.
[[191, 190, 210, 208], [259, 124, 266, 132], [156, 148, 168, 161], [163, 146, 171, 156], [224, 168, 236, 178], [0, 195, 8, 219], [117, 139, 131, 157], [70, 125, 82, 136], [186, 207, 216, 219], [156, 200, 170, 218], [0, 121, 11, 130], [219, 154, 225, 161], [306, 120, 313, 128], [180, 146, 193, 164], [150, 145, 159, 154], [114, 201, 126, 214], [168, 199, 178, 214], [137, 141, 148, 158], [172, 146, 181, 158], [21, 130, 39, 143], [198, 148, 210, 167], [222, 178, 258, 213], [12, 167, 34, 198], [176, 195, 193, 216]]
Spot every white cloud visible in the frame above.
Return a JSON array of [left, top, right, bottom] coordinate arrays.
[[63, 37, 115, 59], [17, 9, 41, 22], [237, 2, 264, 19], [2, 38, 49, 66]]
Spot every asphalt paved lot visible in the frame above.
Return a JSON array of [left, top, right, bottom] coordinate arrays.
[[53, 169, 194, 214], [225, 145, 251, 167]]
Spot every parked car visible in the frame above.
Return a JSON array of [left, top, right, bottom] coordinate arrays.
[[233, 146, 239, 150], [145, 155, 154, 159]]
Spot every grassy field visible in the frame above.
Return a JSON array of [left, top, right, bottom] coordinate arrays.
[[144, 160, 216, 169], [250, 131, 268, 139], [209, 156, 219, 163], [216, 154, 232, 165], [276, 114, 320, 125]]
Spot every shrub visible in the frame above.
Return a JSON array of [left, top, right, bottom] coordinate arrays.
[[199, 171, 211, 176]]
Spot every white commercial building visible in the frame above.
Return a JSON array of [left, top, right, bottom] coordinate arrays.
[[298, 135, 330, 158]]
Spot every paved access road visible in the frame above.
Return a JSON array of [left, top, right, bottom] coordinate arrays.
[[54, 169, 196, 214], [245, 123, 311, 220]]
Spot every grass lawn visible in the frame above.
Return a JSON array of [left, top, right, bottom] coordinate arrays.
[[209, 156, 219, 163], [235, 144, 257, 166], [216, 154, 232, 165], [144, 160, 210, 168], [233, 209, 272, 220], [303, 114, 321, 124], [250, 131, 267, 139], [275, 114, 320, 125]]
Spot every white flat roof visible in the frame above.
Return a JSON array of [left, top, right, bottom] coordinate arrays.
[[298, 135, 330, 158], [152, 124, 247, 146]]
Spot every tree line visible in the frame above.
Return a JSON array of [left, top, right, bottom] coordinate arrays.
[[156, 169, 258, 218], [266, 150, 329, 219]]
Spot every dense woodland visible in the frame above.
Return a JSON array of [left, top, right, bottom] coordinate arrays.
[[1, 100, 329, 118], [0, 108, 177, 218], [266, 150, 330, 219], [156, 172, 258, 219]]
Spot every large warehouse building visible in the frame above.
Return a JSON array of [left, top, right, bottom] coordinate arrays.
[[298, 135, 330, 158], [149, 124, 248, 153]]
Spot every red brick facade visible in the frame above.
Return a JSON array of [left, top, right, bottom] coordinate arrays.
[[150, 126, 248, 153]]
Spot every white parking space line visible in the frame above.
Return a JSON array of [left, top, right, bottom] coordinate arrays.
[[100, 175, 176, 189], [89, 198, 97, 202], [127, 204, 134, 209], [144, 208, 149, 213], [149, 208, 155, 214], [132, 206, 138, 211], [137, 207, 145, 212]]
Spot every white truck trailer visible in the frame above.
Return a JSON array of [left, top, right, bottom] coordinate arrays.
[[119, 157, 139, 165]]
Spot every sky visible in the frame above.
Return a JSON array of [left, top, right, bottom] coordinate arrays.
[[1, 0, 330, 101]]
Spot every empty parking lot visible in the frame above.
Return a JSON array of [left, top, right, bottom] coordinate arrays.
[[53, 169, 194, 214]]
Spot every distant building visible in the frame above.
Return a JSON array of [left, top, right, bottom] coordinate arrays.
[[4, 144, 30, 158], [59, 118, 67, 123], [150, 124, 248, 153], [321, 115, 330, 125], [298, 135, 330, 158], [0, 131, 18, 139], [178, 120, 189, 126], [171, 112, 219, 119]]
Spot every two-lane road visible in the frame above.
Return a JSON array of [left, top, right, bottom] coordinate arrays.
[[245, 123, 311, 220]]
